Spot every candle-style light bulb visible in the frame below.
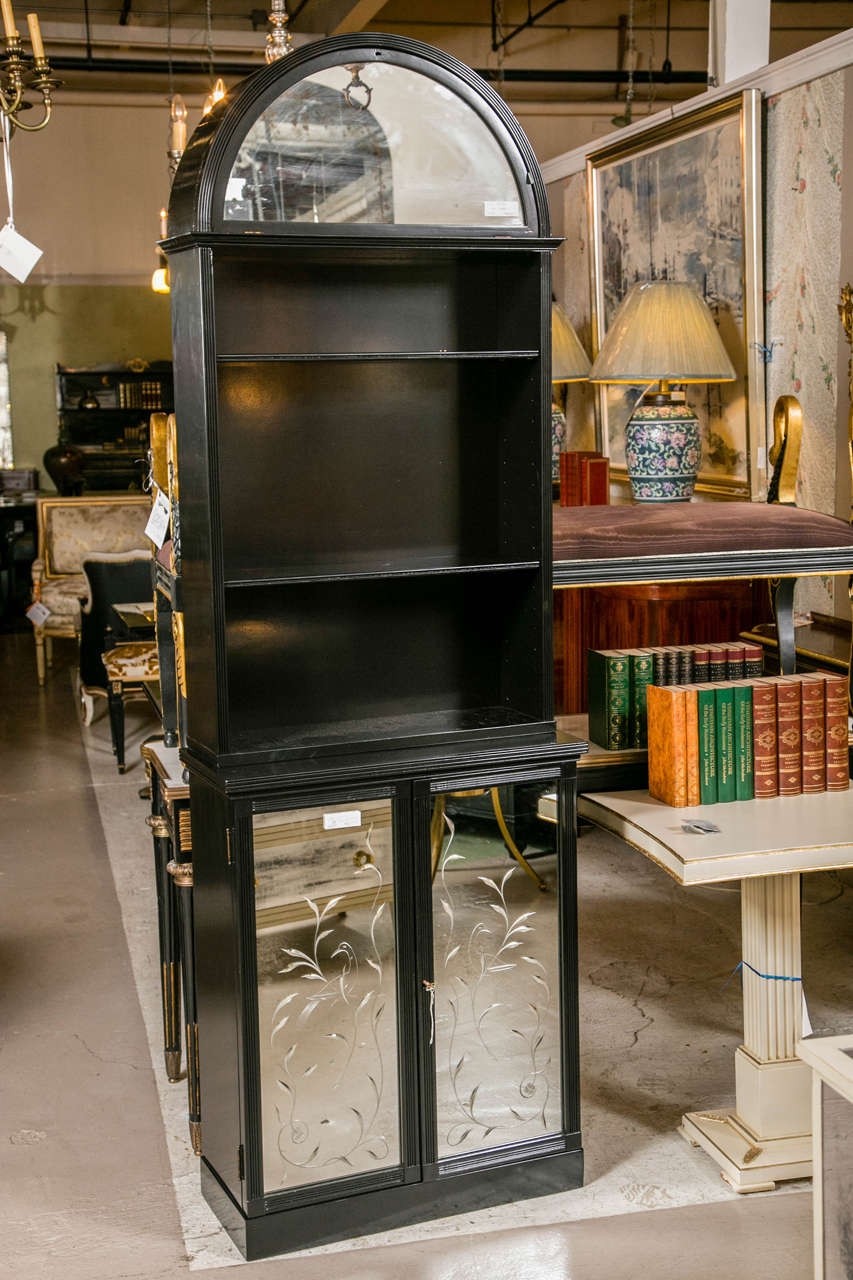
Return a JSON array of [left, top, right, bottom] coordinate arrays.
[[169, 93, 187, 152], [0, 0, 17, 39], [159, 207, 168, 239], [26, 11, 43, 59], [202, 77, 226, 117]]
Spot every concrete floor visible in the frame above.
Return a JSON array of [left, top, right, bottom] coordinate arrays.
[[2, 629, 849, 1279]]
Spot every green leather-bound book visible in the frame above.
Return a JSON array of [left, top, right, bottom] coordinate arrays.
[[622, 648, 654, 748], [587, 649, 631, 750], [733, 682, 754, 800], [697, 685, 718, 803], [715, 684, 736, 802]]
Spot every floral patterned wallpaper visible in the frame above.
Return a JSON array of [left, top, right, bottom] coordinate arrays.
[[765, 71, 845, 614]]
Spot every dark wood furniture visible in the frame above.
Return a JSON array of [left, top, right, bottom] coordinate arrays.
[[553, 501, 853, 790], [51, 362, 173, 493], [554, 575, 771, 714], [141, 739, 199, 1154], [165, 34, 583, 1261], [0, 491, 38, 620]]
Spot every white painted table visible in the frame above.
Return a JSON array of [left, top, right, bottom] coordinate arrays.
[[551, 786, 853, 1192], [797, 1034, 853, 1279]]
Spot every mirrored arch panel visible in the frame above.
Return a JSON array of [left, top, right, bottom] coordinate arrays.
[[224, 60, 526, 228]]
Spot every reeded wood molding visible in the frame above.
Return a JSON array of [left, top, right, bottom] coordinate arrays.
[[741, 875, 802, 1062]]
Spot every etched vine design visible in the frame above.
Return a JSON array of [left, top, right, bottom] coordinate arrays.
[[437, 822, 554, 1150], [270, 833, 392, 1181]]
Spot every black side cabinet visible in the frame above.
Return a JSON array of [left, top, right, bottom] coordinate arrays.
[[165, 33, 584, 1260]]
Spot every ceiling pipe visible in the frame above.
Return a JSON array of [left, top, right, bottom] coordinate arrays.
[[46, 52, 708, 83]]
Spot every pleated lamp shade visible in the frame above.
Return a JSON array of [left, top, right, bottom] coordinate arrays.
[[588, 281, 736, 385], [551, 302, 591, 383]]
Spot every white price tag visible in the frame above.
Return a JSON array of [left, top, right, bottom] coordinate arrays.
[[26, 601, 50, 626], [0, 222, 41, 283], [145, 487, 171, 549], [323, 810, 362, 830], [484, 200, 520, 218]]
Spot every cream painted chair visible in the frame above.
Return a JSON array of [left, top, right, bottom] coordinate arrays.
[[30, 494, 151, 684]]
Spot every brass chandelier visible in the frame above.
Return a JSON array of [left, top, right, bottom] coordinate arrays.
[[0, 0, 57, 132]]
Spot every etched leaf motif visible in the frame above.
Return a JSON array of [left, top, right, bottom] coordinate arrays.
[[271, 992, 298, 1018], [477, 876, 499, 893], [444, 945, 461, 964], [270, 1014, 290, 1041]]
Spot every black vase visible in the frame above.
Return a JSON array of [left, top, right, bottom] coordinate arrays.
[[43, 443, 85, 495]]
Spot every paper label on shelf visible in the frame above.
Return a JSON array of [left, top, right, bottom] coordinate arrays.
[[25, 601, 50, 626], [145, 488, 171, 548], [323, 810, 362, 830], [0, 222, 42, 283], [484, 200, 520, 217]]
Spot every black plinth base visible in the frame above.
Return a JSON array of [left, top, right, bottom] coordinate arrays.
[[201, 1140, 584, 1261]]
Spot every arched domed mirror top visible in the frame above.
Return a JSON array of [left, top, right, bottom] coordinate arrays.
[[167, 37, 547, 237], [223, 59, 527, 229]]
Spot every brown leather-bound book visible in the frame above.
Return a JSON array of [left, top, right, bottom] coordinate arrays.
[[799, 674, 826, 793], [706, 644, 727, 682], [581, 455, 610, 505], [683, 684, 700, 806], [776, 677, 802, 796], [559, 450, 600, 506], [823, 671, 850, 791], [647, 684, 687, 807], [752, 679, 778, 799]]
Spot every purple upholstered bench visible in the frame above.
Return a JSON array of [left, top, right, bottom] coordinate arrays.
[[552, 502, 853, 679]]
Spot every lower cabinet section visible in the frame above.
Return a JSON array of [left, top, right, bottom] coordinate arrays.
[[190, 755, 582, 1259]]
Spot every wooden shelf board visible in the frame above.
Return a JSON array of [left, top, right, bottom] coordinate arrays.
[[556, 712, 646, 767], [224, 559, 541, 588], [217, 350, 539, 363], [229, 705, 543, 756]]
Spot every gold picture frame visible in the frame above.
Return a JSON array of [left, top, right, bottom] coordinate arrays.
[[586, 89, 766, 500]]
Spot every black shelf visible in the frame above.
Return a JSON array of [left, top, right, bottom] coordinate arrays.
[[216, 350, 539, 362], [165, 30, 580, 1264], [223, 557, 540, 588], [228, 704, 545, 756]]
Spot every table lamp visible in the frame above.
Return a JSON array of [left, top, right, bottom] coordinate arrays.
[[588, 280, 736, 502], [550, 301, 591, 484]]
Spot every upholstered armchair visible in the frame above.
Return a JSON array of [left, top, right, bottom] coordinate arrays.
[[31, 495, 150, 684]]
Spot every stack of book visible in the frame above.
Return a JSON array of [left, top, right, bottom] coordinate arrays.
[[559, 450, 610, 507], [647, 671, 849, 807], [587, 641, 764, 750]]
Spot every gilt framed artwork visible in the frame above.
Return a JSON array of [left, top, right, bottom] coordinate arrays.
[[586, 90, 766, 499]]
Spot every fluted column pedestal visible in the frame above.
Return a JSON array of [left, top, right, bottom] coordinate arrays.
[[681, 873, 812, 1191]]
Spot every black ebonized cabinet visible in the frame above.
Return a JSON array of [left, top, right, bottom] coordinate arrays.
[[166, 34, 584, 1259]]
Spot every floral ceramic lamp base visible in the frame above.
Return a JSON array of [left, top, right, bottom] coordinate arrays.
[[625, 400, 701, 502]]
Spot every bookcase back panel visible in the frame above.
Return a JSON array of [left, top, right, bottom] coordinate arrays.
[[217, 359, 541, 580], [213, 253, 541, 357], [224, 572, 543, 748]]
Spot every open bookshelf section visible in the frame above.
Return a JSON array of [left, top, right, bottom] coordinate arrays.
[[217, 357, 543, 582], [213, 249, 543, 357], [224, 570, 545, 751]]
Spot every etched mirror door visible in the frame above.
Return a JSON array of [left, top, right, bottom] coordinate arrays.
[[427, 778, 566, 1161], [253, 794, 404, 1196]]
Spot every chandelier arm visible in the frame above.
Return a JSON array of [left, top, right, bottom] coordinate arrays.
[[0, 82, 23, 116], [9, 97, 51, 130]]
